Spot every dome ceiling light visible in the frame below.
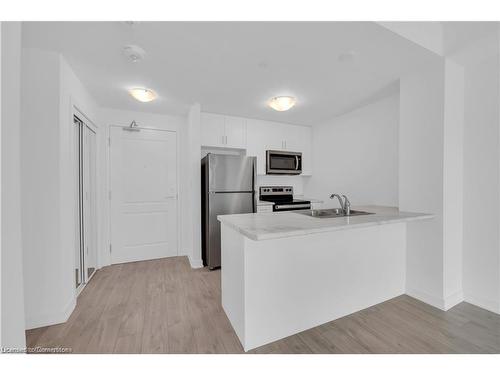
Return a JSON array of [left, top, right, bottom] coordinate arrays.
[[129, 88, 157, 103], [268, 96, 297, 111]]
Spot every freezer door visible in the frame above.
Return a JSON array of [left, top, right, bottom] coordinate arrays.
[[208, 154, 255, 192], [206, 192, 254, 269]]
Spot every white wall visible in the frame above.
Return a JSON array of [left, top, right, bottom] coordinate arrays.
[[20, 48, 65, 329], [1, 21, 27, 349], [378, 22, 444, 56], [462, 49, 500, 313], [20, 47, 101, 329], [304, 94, 399, 207], [442, 60, 465, 307], [399, 61, 446, 308], [186, 104, 203, 267], [98, 107, 186, 266]]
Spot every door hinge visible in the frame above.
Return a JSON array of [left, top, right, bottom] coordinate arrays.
[[109, 244, 112, 253], [108, 137, 111, 146]]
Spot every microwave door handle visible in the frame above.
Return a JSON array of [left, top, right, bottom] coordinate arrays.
[[295, 155, 299, 170]]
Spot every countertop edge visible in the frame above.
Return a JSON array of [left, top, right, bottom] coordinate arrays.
[[218, 213, 434, 241]]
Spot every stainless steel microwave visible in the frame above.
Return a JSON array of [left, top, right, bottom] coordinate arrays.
[[266, 150, 302, 175]]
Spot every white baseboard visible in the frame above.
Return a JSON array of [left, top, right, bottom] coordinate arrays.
[[406, 287, 446, 310], [188, 255, 204, 269], [25, 296, 76, 330], [443, 290, 464, 310], [406, 288, 464, 311], [464, 294, 500, 314]]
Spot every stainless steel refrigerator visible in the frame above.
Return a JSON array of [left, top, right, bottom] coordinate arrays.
[[201, 154, 256, 269]]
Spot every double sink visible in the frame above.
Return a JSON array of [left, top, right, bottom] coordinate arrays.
[[296, 208, 373, 219]]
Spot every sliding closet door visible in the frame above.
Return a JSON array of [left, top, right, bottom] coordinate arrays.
[[73, 116, 84, 291], [83, 125, 97, 281], [74, 114, 98, 292]]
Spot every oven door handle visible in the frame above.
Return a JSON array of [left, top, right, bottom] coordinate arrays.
[[275, 203, 311, 211], [295, 155, 299, 170]]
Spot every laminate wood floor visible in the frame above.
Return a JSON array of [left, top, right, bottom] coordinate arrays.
[[26, 256, 500, 354]]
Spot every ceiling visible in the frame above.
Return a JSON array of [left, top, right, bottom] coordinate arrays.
[[22, 21, 440, 126]]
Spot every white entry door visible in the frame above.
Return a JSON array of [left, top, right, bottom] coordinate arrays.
[[110, 126, 178, 264]]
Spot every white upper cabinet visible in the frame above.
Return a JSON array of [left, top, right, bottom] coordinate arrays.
[[201, 112, 247, 149], [201, 112, 312, 175], [201, 113, 225, 147], [224, 115, 247, 149], [246, 119, 312, 176]]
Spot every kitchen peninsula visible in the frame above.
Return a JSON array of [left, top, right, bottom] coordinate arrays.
[[218, 206, 433, 351]]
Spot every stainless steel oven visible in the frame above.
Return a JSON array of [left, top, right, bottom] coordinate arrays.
[[266, 150, 302, 175], [259, 186, 311, 211]]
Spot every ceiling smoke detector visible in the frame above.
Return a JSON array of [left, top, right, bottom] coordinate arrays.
[[122, 45, 146, 63]]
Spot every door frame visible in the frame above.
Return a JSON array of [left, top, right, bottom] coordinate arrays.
[[107, 124, 180, 265], [72, 106, 99, 296]]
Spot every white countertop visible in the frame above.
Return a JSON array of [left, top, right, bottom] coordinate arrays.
[[218, 205, 434, 241]]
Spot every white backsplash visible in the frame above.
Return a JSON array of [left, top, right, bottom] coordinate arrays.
[[257, 175, 305, 196]]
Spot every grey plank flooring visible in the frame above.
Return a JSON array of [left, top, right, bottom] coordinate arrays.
[[25, 256, 500, 354]]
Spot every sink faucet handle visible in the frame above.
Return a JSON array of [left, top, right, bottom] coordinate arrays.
[[341, 194, 350, 207], [341, 194, 351, 214]]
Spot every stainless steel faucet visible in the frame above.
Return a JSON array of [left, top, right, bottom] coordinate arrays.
[[329, 193, 351, 215], [330, 193, 344, 212]]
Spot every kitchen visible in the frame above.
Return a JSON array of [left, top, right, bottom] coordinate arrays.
[[3, 19, 500, 360], [200, 105, 433, 351]]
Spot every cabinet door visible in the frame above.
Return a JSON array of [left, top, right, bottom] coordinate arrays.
[[277, 124, 312, 175], [201, 112, 225, 147], [246, 119, 266, 175], [282, 124, 302, 152], [297, 126, 312, 175], [246, 119, 285, 175], [224, 115, 247, 148]]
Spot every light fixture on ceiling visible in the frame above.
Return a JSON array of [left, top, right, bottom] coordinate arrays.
[[268, 96, 297, 111], [122, 45, 146, 63], [129, 88, 157, 103]]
